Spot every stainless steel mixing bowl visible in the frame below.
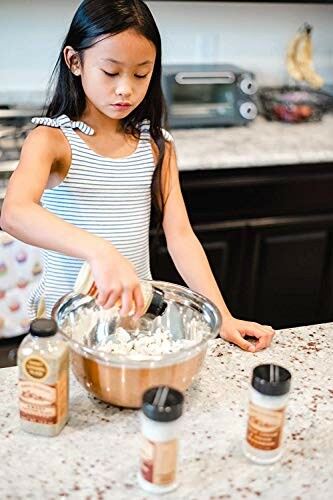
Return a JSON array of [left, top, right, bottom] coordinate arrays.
[[52, 281, 221, 408]]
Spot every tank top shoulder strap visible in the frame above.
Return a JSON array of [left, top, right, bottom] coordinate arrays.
[[31, 114, 94, 136], [162, 128, 174, 142], [138, 118, 151, 141], [138, 119, 174, 143]]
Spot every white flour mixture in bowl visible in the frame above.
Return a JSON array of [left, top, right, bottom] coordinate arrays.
[[98, 326, 202, 360]]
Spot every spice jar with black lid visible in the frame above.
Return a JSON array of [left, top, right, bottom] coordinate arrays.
[[138, 386, 184, 494], [243, 363, 292, 464]]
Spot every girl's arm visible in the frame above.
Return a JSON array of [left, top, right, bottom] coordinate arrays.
[[160, 141, 275, 352], [1, 127, 145, 316]]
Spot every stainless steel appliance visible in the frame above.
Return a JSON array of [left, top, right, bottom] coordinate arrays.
[[162, 64, 258, 128], [53, 281, 221, 408], [0, 107, 37, 160], [0, 107, 38, 200]]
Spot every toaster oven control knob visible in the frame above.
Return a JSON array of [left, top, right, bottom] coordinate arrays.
[[240, 77, 258, 95], [239, 102, 258, 120]]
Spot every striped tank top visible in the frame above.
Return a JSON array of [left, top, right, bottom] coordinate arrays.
[[28, 114, 167, 318]]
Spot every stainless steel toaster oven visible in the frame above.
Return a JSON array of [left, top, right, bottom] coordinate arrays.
[[162, 64, 258, 128]]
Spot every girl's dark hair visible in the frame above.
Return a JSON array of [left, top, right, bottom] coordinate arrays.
[[46, 0, 168, 238]]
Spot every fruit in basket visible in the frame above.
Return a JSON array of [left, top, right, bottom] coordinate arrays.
[[259, 85, 330, 123], [273, 104, 297, 122], [298, 105, 313, 118], [272, 103, 313, 123], [286, 23, 324, 90]]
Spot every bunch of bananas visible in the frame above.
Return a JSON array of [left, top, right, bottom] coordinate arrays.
[[286, 23, 324, 89]]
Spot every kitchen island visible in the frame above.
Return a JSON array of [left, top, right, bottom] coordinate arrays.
[[1, 322, 332, 500]]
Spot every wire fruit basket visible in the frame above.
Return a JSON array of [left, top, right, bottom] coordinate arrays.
[[258, 86, 333, 123]]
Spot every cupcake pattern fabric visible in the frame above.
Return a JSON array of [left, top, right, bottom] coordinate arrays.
[[0, 231, 42, 338]]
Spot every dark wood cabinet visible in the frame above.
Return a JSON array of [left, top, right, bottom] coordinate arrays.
[[151, 162, 333, 329], [151, 222, 246, 313], [239, 215, 333, 327]]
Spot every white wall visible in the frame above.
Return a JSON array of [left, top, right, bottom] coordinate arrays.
[[0, 1, 332, 101], [148, 1, 333, 86], [0, 1, 80, 98]]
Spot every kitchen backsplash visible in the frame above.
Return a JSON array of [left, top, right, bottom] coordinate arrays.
[[0, 0, 333, 102]]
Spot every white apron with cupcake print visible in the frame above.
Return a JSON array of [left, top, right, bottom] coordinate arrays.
[[0, 231, 42, 338]]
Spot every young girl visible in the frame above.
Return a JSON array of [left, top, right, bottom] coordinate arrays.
[[1, 0, 274, 352]]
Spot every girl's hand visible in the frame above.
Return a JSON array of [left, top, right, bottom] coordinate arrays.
[[88, 242, 145, 318], [220, 316, 275, 352]]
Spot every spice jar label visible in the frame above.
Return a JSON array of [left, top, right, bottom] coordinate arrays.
[[56, 369, 68, 422], [246, 402, 285, 451], [140, 436, 178, 486], [23, 356, 49, 381], [19, 371, 68, 426], [19, 379, 58, 425]]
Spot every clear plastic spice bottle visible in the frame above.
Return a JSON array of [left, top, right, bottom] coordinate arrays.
[[138, 386, 184, 494], [75, 262, 167, 319], [243, 364, 292, 464], [17, 318, 69, 437]]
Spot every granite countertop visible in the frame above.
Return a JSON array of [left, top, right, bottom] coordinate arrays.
[[1, 323, 332, 499], [173, 114, 333, 171], [1, 115, 333, 177]]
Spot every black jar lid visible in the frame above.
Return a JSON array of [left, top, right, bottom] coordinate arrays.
[[30, 318, 58, 337], [145, 287, 168, 318], [142, 386, 184, 422], [252, 364, 291, 396]]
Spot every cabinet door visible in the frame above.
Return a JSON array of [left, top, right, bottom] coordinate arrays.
[[239, 216, 333, 328], [150, 223, 246, 313]]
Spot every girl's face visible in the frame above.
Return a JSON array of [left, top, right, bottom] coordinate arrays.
[[71, 29, 156, 119]]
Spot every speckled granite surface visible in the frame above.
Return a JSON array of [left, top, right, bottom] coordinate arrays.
[[173, 115, 333, 171], [1, 322, 332, 499], [1, 115, 333, 176]]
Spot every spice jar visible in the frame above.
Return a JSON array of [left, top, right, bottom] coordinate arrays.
[[75, 261, 167, 319], [243, 363, 292, 464], [138, 386, 184, 494], [17, 318, 69, 437]]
